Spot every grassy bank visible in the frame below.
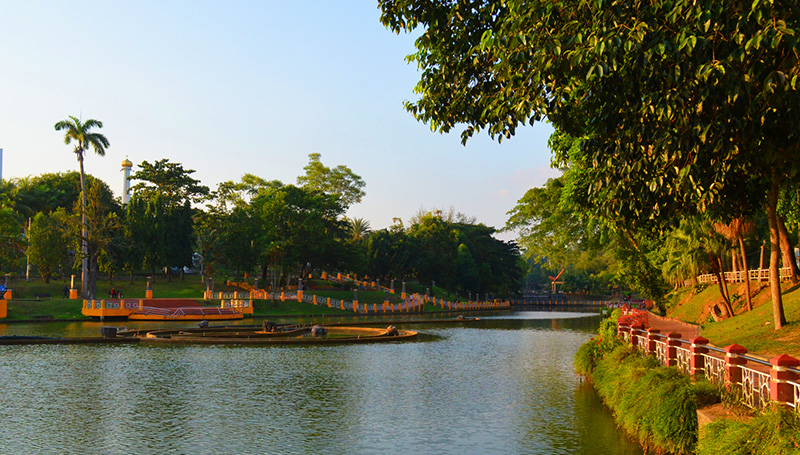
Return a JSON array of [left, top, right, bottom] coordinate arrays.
[[574, 310, 706, 454], [665, 282, 800, 357], [2, 278, 443, 320]]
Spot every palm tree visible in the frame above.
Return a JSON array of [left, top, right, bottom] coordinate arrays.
[[54, 116, 109, 298], [714, 217, 756, 311], [347, 217, 371, 243]]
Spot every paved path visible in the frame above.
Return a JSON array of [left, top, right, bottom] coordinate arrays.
[[646, 312, 701, 339]]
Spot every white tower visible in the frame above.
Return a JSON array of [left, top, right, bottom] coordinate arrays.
[[121, 158, 133, 205], [0, 148, 3, 182]]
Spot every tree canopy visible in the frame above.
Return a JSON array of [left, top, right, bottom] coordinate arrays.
[[380, 0, 800, 327], [297, 153, 366, 208]]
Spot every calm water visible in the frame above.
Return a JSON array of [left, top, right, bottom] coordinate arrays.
[[0, 311, 642, 454]]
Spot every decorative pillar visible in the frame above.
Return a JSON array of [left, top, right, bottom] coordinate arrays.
[[769, 354, 800, 406], [145, 276, 153, 299], [724, 344, 748, 388], [390, 279, 394, 294], [666, 332, 681, 367], [401, 281, 406, 299], [617, 322, 629, 340], [69, 274, 78, 299], [646, 328, 661, 356], [689, 336, 709, 380], [254, 278, 259, 291], [297, 278, 303, 301]]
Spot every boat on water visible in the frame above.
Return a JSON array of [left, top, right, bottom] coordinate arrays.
[[119, 324, 418, 345]]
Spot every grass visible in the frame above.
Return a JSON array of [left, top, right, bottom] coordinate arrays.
[[1, 276, 439, 320], [697, 405, 800, 455], [253, 299, 351, 317], [665, 281, 800, 357]]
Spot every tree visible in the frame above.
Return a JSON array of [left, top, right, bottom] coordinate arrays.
[[54, 116, 109, 298], [714, 217, 756, 311], [129, 159, 208, 281], [26, 210, 70, 283], [347, 217, 371, 243], [0, 207, 25, 274], [129, 159, 209, 204], [456, 243, 480, 294], [253, 185, 349, 284], [380, 0, 800, 328], [407, 212, 459, 288], [297, 153, 366, 208]]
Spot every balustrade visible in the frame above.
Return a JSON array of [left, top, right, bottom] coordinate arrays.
[[617, 316, 800, 411]]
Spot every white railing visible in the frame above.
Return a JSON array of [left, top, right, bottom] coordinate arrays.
[[741, 366, 772, 409], [702, 354, 726, 385], [655, 340, 668, 365], [676, 346, 691, 375], [633, 334, 648, 352], [696, 267, 790, 284], [790, 381, 800, 411]]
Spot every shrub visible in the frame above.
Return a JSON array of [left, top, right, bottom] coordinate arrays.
[[697, 405, 800, 455], [592, 344, 698, 454]]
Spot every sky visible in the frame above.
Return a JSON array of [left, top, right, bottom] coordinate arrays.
[[0, 0, 559, 241]]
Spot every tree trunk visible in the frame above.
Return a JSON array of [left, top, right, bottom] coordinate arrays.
[[717, 257, 734, 316], [778, 215, 800, 283], [766, 182, 787, 329], [78, 155, 89, 299], [738, 234, 753, 311], [710, 253, 732, 318]]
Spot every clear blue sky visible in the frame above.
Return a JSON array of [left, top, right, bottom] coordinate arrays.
[[0, 0, 558, 240]]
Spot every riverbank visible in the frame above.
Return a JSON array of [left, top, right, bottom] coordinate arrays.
[[664, 281, 800, 357], [576, 310, 800, 455]]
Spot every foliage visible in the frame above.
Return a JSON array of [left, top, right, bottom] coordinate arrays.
[[456, 243, 480, 294], [129, 159, 209, 205], [12, 172, 84, 215], [574, 308, 622, 375], [297, 153, 366, 208], [697, 405, 800, 455], [380, 0, 800, 327], [592, 345, 698, 455], [253, 184, 350, 281], [26, 210, 70, 282], [0, 207, 25, 273], [366, 228, 412, 280], [54, 117, 109, 162]]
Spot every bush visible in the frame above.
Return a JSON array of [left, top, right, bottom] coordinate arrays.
[[697, 405, 800, 455], [574, 308, 623, 376], [592, 345, 698, 454]]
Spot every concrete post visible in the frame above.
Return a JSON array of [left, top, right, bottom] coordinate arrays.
[[769, 354, 800, 406], [646, 328, 661, 356], [724, 344, 748, 387], [689, 336, 709, 380], [145, 276, 153, 299], [666, 332, 682, 367]]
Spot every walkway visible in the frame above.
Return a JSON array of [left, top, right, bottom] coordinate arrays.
[[645, 312, 702, 338]]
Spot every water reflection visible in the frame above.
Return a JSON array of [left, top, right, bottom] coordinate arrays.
[[0, 311, 642, 454]]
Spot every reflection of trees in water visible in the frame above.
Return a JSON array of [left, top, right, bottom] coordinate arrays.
[[573, 381, 644, 455]]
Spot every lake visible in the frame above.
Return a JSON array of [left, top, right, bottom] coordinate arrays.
[[0, 311, 642, 454]]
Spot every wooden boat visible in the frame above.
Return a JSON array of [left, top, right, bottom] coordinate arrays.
[[131, 325, 418, 345]]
